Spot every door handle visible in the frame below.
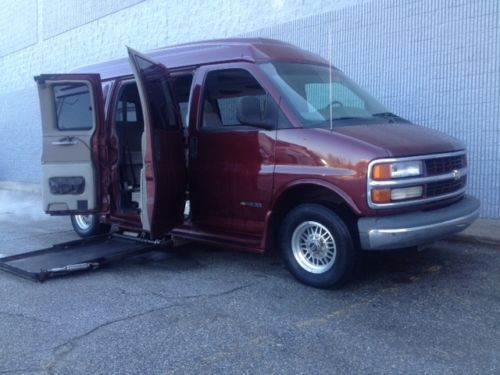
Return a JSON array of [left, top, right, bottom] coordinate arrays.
[[52, 137, 78, 146]]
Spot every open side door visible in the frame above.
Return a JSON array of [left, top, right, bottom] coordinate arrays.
[[34, 74, 108, 214], [127, 48, 186, 238]]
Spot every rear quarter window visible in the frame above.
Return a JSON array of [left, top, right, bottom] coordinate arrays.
[[53, 83, 93, 130]]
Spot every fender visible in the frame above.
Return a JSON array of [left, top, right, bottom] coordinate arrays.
[[270, 178, 362, 216], [260, 178, 362, 251]]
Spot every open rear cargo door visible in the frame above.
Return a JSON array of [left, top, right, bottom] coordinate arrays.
[[0, 234, 168, 282], [34, 74, 109, 215]]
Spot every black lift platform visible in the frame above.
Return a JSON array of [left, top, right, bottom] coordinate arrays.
[[0, 233, 169, 282]]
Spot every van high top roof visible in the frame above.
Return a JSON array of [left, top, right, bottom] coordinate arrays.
[[72, 38, 328, 80]]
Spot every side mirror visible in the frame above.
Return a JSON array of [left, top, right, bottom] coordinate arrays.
[[237, 96, 276, 130]]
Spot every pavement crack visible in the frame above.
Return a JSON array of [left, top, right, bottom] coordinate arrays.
[[45, 303, 181, 374], [0, 311, 50, 325], [144, 282, 257, 301]]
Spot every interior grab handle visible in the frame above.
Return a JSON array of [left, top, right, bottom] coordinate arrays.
[[52, 137, 78, 146]]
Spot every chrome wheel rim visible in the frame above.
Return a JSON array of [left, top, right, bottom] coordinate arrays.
[[291, 221, 337, 274], [74, 214, 92, 231]]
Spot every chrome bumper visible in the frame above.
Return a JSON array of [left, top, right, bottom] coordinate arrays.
[[358, 195, 480, 250]]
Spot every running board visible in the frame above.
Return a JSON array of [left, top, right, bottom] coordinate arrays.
[[0, 233, 172, 282], [170, 226, 264, 253]]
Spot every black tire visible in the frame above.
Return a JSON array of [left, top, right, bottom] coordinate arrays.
[[279, 204, 356, 288], [70, 214, 111, 238]]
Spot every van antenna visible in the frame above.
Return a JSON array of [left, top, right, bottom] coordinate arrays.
[[328, 25, 333, 132]]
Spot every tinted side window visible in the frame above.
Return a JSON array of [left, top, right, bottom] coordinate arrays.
[[53, 83, 93, 130], [172, 74, 194, 128], [278, 109, 294, 129], [202, 69, 275, 129], [135, 55, 178, 130], [115, 83, 141, 123], [116, 101, 138, 122]]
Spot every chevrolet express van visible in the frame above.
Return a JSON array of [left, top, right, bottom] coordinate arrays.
[[34, 38, 480, 287]]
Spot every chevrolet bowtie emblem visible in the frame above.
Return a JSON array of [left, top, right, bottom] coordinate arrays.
[[452, 169, 462, 180]]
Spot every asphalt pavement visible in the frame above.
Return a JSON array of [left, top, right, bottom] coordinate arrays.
[[0, 189, 499, 374]]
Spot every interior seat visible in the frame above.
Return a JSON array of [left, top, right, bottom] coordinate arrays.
[[203, 100, 223, 128]]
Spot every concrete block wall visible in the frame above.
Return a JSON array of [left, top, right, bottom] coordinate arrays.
[[0, 0, 498, 217]]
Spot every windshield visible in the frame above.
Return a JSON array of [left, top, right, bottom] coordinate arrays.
[[260, 62, 393, 127]]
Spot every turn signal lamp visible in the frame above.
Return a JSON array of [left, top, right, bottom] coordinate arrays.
[[371, 189, 391, 203]]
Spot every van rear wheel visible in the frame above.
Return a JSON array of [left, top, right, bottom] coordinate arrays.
[[71, 214, 110, 238], [279, 204, 356, 288]]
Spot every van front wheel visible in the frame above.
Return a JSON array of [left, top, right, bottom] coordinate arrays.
[[279, 204, 356, 288], [71, 214, 110, 238]]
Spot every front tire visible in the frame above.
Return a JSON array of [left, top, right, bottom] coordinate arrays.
[[71, 214, 110, 238], [279, 204, 356, 288]]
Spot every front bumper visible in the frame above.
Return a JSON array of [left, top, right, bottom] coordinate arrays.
[[358, 195, 480, 250]]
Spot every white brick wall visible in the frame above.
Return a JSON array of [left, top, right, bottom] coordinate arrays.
[[0, 0, 38, 57], [0, 0, 498, 217]]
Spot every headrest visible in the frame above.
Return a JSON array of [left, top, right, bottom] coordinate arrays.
[[237, 96, 261, 124]]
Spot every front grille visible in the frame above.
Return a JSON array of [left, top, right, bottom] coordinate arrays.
[[425, 155, 466, 176], [368, 151, 468, 208], [426, 176, 466, 197]]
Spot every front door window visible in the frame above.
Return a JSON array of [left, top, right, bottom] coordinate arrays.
[[201, 69, 277, 130]]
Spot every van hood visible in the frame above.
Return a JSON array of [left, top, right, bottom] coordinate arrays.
[[331, 122, 465, 157]]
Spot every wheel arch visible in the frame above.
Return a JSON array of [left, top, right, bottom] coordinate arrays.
[[265, 180, 360, 253]]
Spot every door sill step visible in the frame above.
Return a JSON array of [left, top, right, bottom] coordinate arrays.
[[171, 226, 263, 253]]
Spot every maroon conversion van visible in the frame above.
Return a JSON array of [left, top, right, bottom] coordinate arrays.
[[33, 38, 480, 287]]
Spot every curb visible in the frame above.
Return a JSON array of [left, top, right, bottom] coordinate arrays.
[[450, 218, 500, 247], [450, 233, 500, 247]]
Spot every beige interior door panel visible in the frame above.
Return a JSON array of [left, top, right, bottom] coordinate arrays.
[[42, 134, 93, 162], [35, 74, 105, 215], [42, 163, 96, 211]]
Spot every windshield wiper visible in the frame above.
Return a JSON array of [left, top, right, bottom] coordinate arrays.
[[332, 116, 366, 121], [372, 112, 406, 123], [372, 112, 401, 118]]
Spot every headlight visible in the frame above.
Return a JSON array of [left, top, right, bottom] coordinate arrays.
[[372, 161, 423, 180], [371, 186, 423, 203], [390, 186, 423, 200]]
